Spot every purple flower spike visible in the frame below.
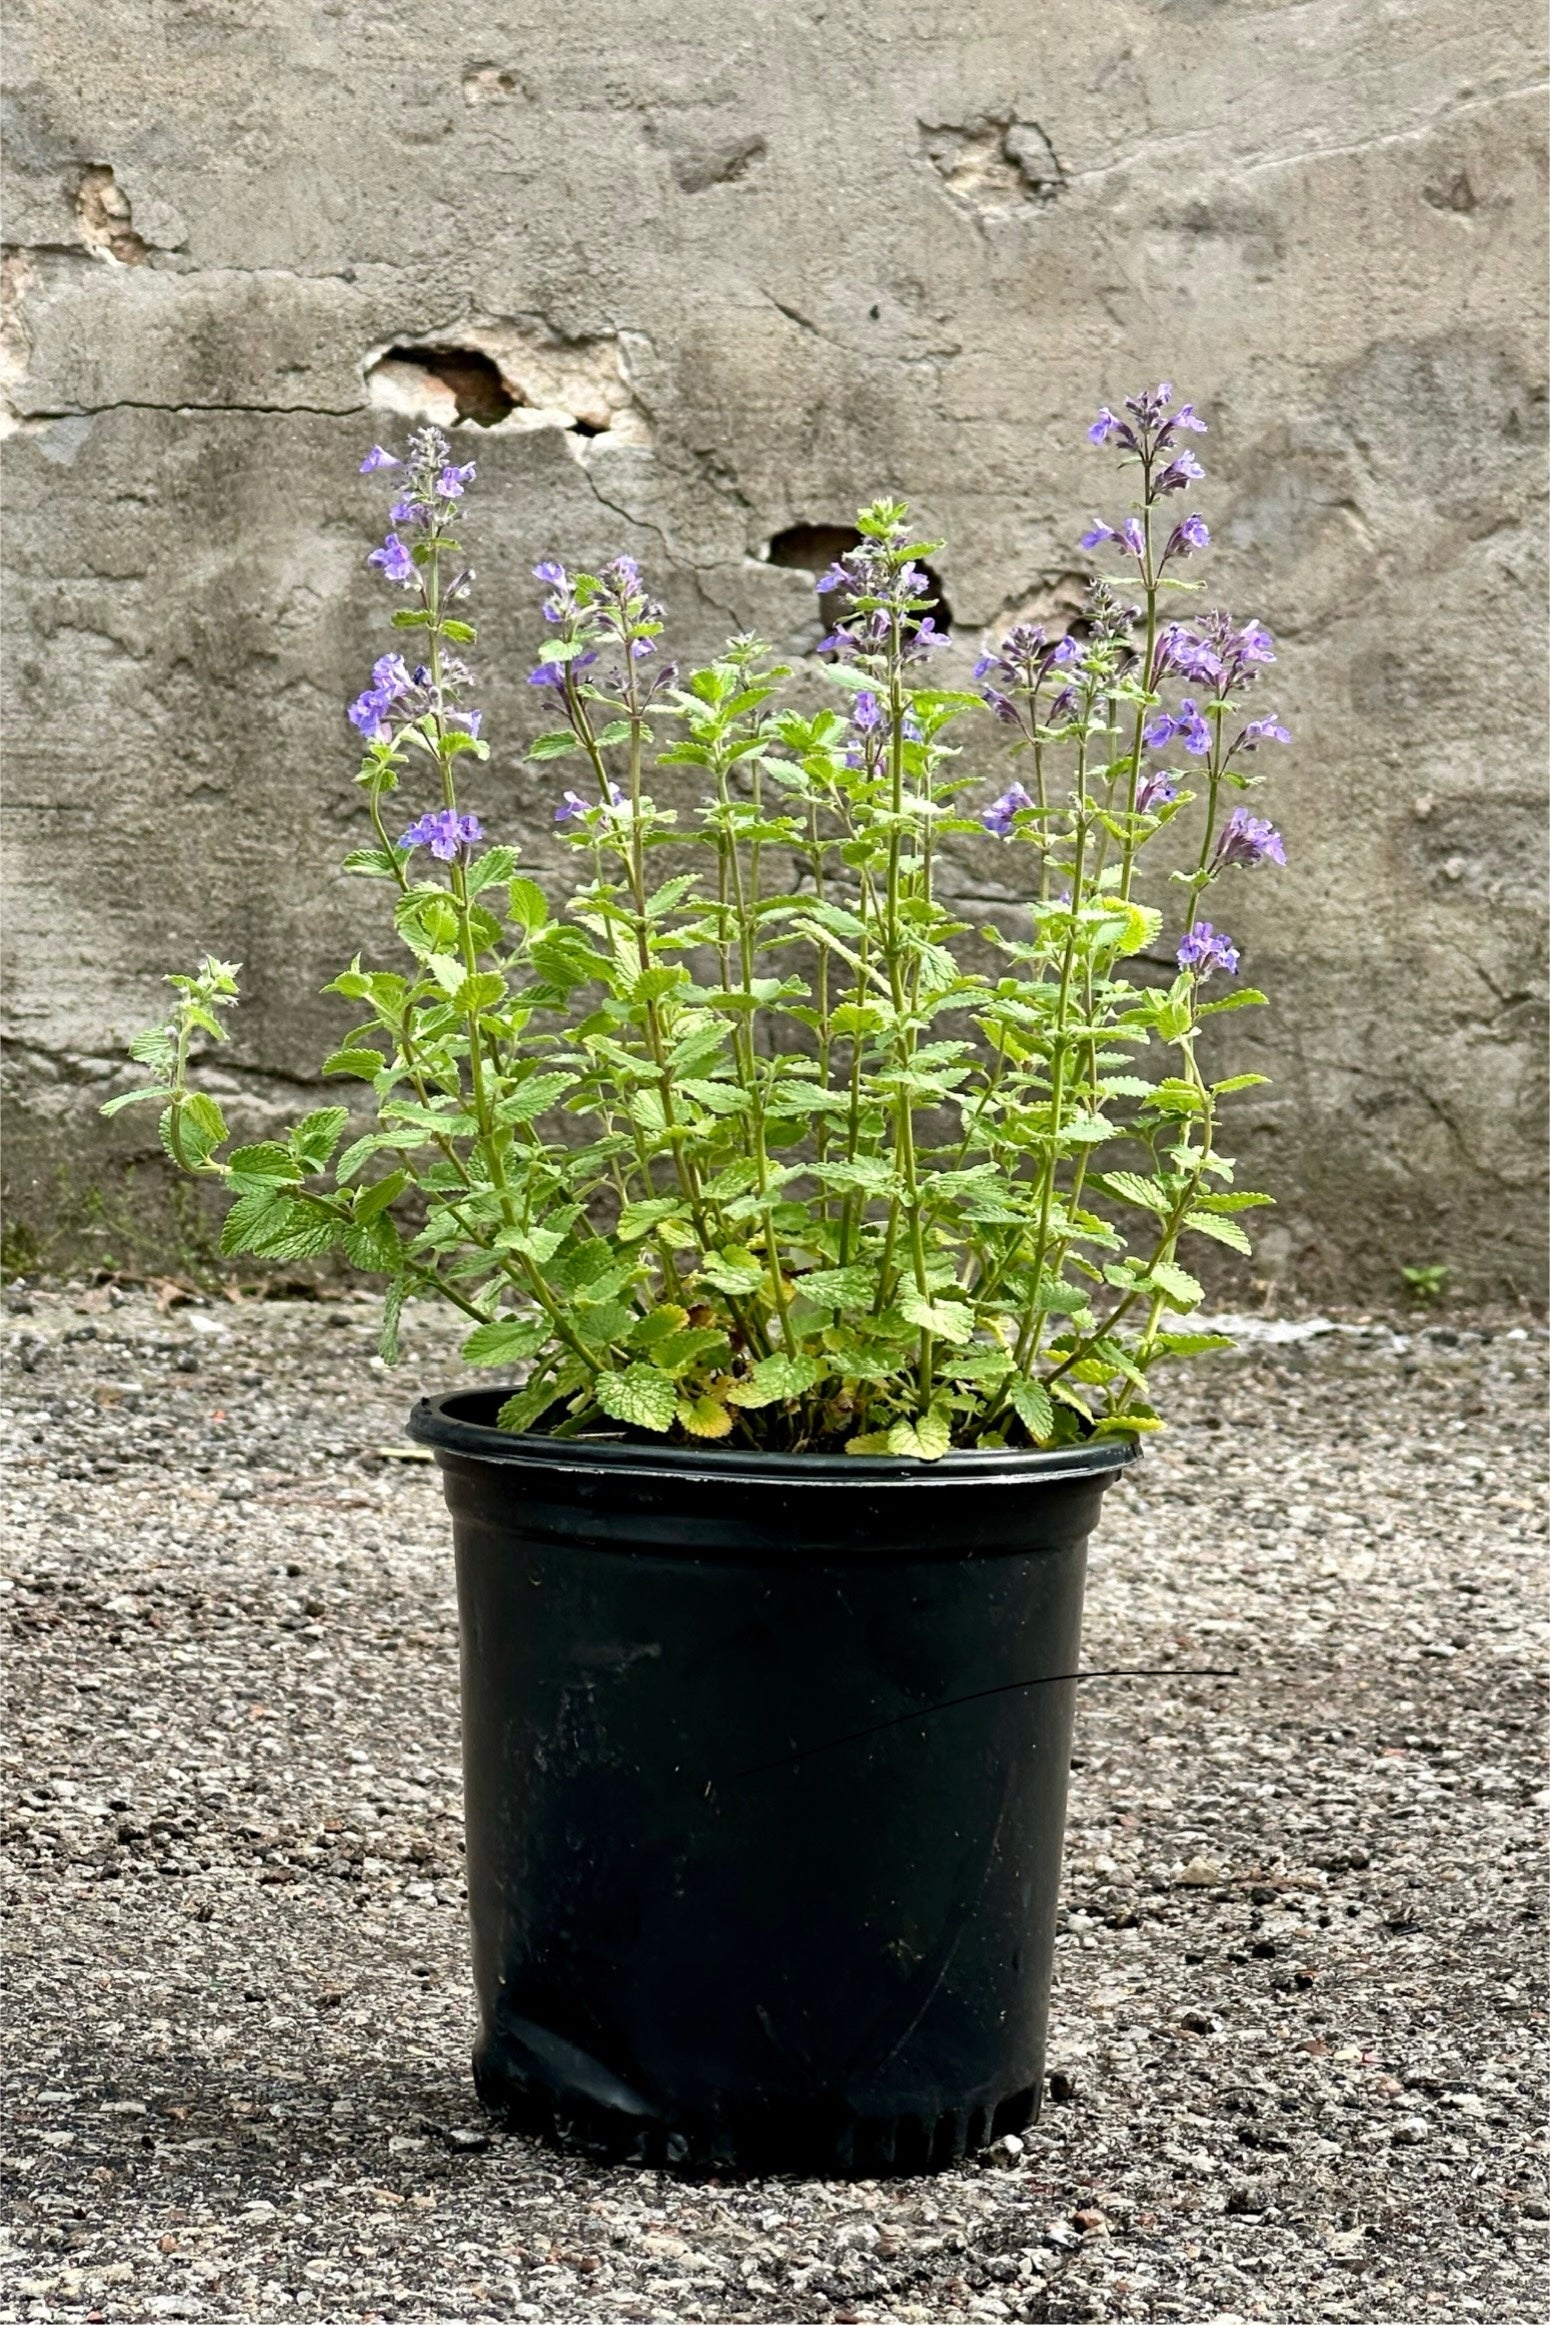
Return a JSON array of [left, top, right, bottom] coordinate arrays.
[[359, 445, 401, 473], [400, 809, 484, 862], [1135, 771, 1178, 813], [554, 791, 591, 824], [436, 461, 477, 499], [371, 654, 413, 698], [1177, 921, 1240, 979], [981, 782, 1035, 838], [851, 690, 883, 732], [1212, 806, 1286, 871], [368, 533, 416, 586]]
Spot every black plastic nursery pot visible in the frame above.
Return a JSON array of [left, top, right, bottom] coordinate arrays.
[[408, 1388, 1137, 2176]]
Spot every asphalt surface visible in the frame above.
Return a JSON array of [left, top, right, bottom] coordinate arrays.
[[2, 1284, 1546, 2323]]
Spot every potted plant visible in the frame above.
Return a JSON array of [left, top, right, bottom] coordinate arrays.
[[108, 385, 1288, 2174]]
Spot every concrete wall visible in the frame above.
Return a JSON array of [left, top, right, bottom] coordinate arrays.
[[3, 0, 1546, 1299]]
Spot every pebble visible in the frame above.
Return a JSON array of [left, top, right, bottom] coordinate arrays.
[[2, 1286, 1546, 2322]]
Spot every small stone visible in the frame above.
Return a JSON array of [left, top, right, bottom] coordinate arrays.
[[1390, 2116, 1428, 2144], [1176, 1856, 1222, 1887], [1225, 2185, 1268, 2215], [1046, 2069, 1077, 2103]]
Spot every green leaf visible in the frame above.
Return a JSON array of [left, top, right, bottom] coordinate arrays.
[[378, 1276, 407, 1365], [898, 1292, 975, 1347], [441, 618, 477, 643], [796, 1265, 878, 1309], [342, 1214, 401, 1272], [341, 846, 403, 879], [844, 1430, 898, 1455], [630, 1305, 688, 1348], [460, 1315, 550, 1367], [616, 1195, 687, 1242], [1148, 1260, 1204, 1309], [100, 1086, 165, 1117], [1197, 987, 1267, 1015], [595, 1363, 678, 1432], [496, 1073, 576, 1125], [652, 1327, 732, 1377], [507, 877, 550, 933], [354, 1170, 408, 1222], [1210, 1073, 1270, 1095], [496, 1362, 586, 1435], [290, 1107, 349, 1172], [1008, 1375, 1055, 1443], [1154, 1331, 1234, 1356], [698, 1247, 765, 1296], [225, 1142, 300, 1185], [527, 730, 582, 761], [1183, 1209, 1252, 1254], [1096, 1170, 1170, 1215], [183, 1092, 228, 1147], [323, 1047, 386, 1080], [726, 1353, 823, 1408], [220, 1188, 287, 1256]]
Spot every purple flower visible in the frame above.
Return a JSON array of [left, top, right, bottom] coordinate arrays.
[[527, 649, 596, 691], [816, 562, 851, 594], [1172, 403, 1207, 433], [1135, 771, 1178, 813], [1236, 620, 1276, 665], [981, 782, 1035, 838], [359, 445, 401, 473], [1212, 807, 1286, 871], [1088, 406, 1126, 445], [348, 688, 394, 742], [851, 690, 883, 732], [554, 791, 591, 824], [368, 533, 416, 586], [1155, 451, 1206, 495], [447, 709, 483, 739], [1153, 625, 1223, 686], [1167, 513, 1210, 558], [436, 461, 476, 498], [400, 809, 484, 861], [1237, 714, 1291, 748], [389, 496, 433, 528], [1144, 698, 1212, 755], [601, 554, 641, 592], [1177, 921, 1240, 978], [1080, 521, 1116, 550], [533, 559, 567, 586], [371, 654, 413, 698]]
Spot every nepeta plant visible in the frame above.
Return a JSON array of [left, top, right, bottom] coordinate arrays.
[[111, 385, 1288, 1455]]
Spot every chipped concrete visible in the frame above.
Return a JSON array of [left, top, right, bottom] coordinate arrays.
[[0, 0, 1545, 1297]]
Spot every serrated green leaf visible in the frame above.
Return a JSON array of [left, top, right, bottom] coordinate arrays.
[[496, 1073, 576, 1125], [354, 1169, 407, 1221], [378, 1276, 407, 1365], [898, 1292, 975, 1347], [226, 1142, 300, 1185], [1147, 1259, 1204, 1309], [461, 1315, 551, 1367], [797, 1265, 878, 1309], [290, 1107, 349, 1171], [1182, 1209, 1252, 1254], [1008, 1375, 1054, 1443], [528, 730, 582, 761], [507, 877, 550, 933], [323, 1047, 386, 1080], [698, 1247, 765, 1296], [595, 1364, 678, 1432], [725, 1353, 823, 1408]]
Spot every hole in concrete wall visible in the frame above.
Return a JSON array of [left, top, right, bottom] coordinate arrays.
[[671, 133, 767, 194], [767, 523, 954, 628], [76, 165, 148, 266], [373, 345, 515, 427], [921, 115, 1065, 216], [365, 324, 648, 442]]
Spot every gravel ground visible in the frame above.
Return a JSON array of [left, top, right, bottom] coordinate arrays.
[[2, 1282, 1546, 2326]]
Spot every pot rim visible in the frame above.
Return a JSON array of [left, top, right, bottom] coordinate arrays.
[[408, 1387, 1141, 1487]]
